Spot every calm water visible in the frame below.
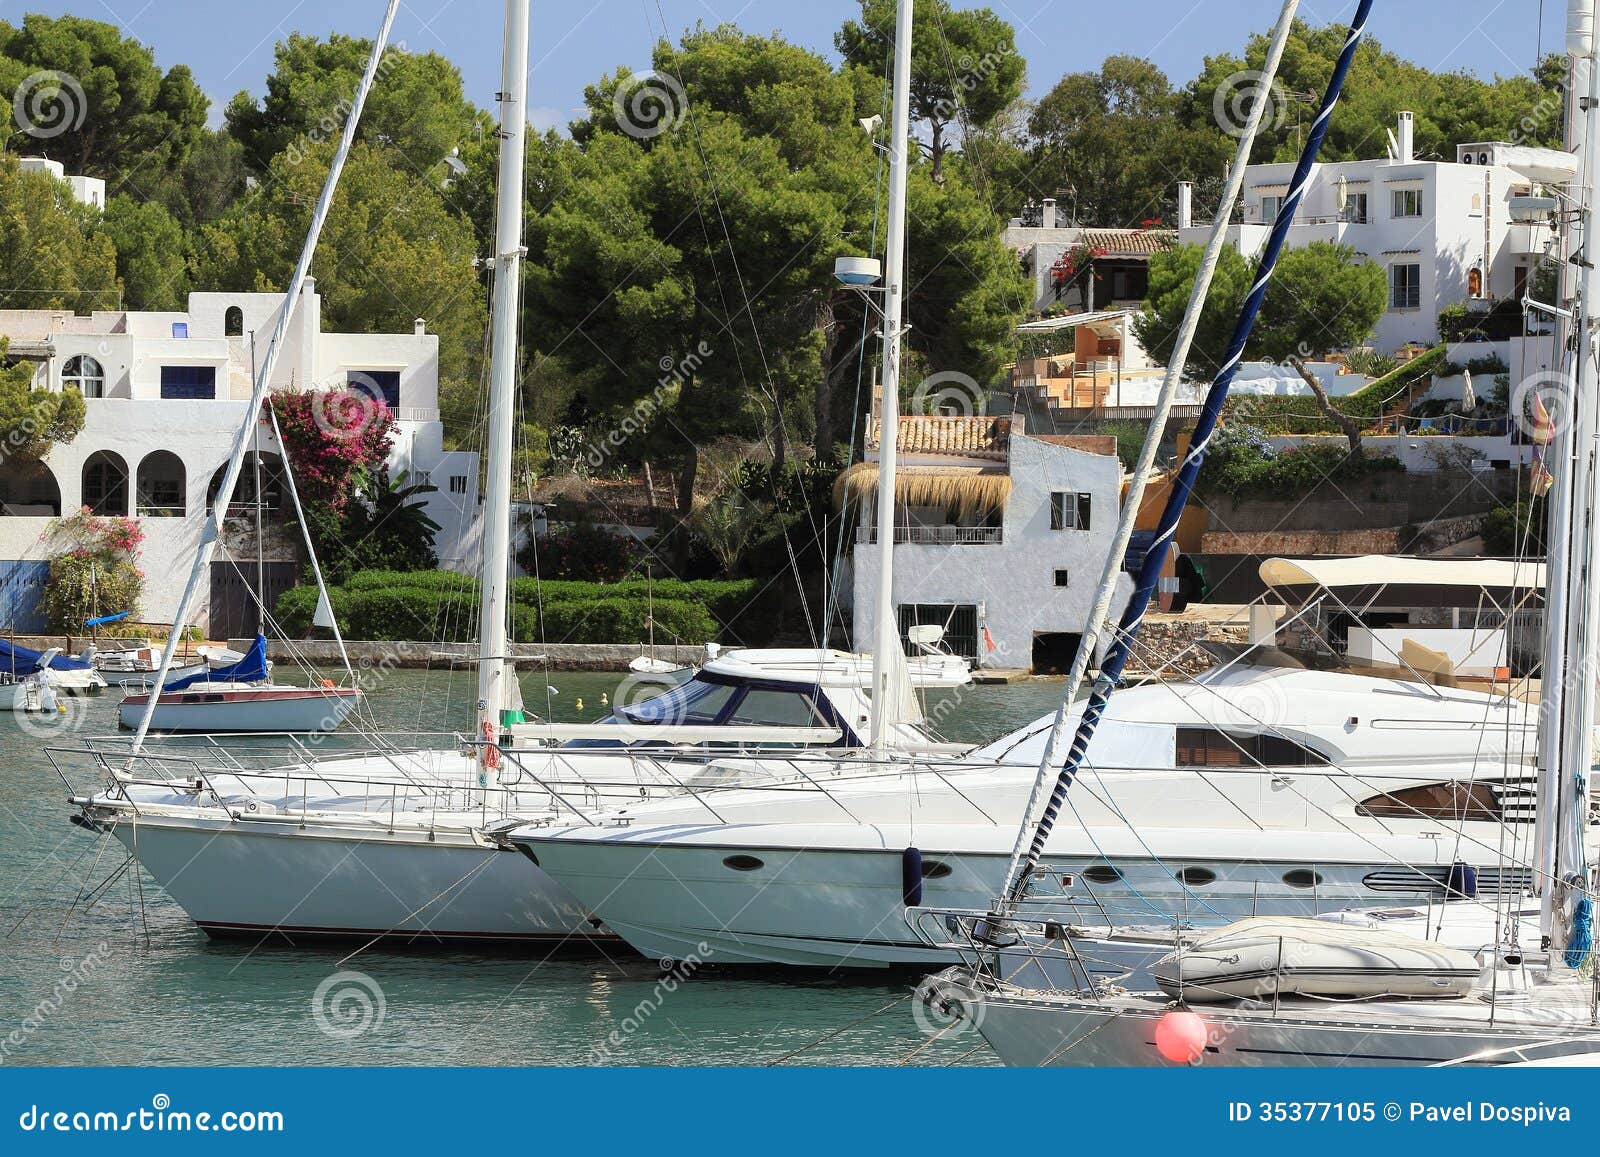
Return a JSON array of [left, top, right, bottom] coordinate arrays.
[[0, 668, 1064, 1067]]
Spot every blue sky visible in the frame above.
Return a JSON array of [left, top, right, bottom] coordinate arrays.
[[3, 1, 1557, 132]]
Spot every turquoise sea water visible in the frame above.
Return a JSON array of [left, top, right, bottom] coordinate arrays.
[[0, 668, 1064, 1067]]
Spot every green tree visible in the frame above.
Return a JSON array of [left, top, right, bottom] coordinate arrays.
[[0, 15, 208, 183], [101, 195, 189, 309], [1180, 22, 1563, 167], [1135, 241, 1384, 380], [0, 156, 120, 312], [0, 338, 85, 460], [225, 34, 480, 174], [836, 0, 1024, 183], [1025, 56, 1220, 227]]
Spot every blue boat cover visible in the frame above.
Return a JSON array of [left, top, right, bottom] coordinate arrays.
[[162, 634, 269, 691], [84, 611, 130, 627], [0, 640, 91, 676]]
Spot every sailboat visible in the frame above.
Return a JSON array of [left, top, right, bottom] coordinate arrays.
[[114, 412, 359, 732], [67, 0, 964, 948]]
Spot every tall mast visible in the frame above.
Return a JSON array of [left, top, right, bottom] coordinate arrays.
[[128, 0, 402, 755], [867, 0, 913, 753], [1540, 0, 1599, 958], [475, 0, 530, 788]]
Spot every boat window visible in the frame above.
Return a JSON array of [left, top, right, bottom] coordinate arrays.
[[921, 859, 954, 879], [1282, 869, 1323, 888], [616, 677, 737, 725], [725, 688, 825, 728], [1081, 864, 1123, 884], [1356, 781, 1502, 822], [1175, 728, 1327, 767], [1177, 867, 1216, 887], [722, 855, 764, 872]]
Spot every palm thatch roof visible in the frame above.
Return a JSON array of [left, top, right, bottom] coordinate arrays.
[[833, 462, 1011, 519]]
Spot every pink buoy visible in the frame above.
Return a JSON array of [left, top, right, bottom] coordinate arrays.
[[1154, 1009, 1207, 1064]]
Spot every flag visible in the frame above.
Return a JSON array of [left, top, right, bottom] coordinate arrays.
[[1530, 458, 1555, 498], [1531, 392, 1555, 446], [982, 625, 997, 653]]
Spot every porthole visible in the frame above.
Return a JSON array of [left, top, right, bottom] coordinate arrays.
[[1081, 864, 1123, 884], [1177, 866, 1216, 887], [921, 859, 953, 880], [1283, 868, 1323, 889], [722, 854, 764, 872]]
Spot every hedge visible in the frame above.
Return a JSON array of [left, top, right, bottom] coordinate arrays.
[[276, 573, 753, 645], [1220, 344, 1449, 434]]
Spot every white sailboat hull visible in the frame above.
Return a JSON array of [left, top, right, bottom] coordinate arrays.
[[101, 809, 607, 946], [968, 986, 1600, 1067], [117, 686, 360, 732]]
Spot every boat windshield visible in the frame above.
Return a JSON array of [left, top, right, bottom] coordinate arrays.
[[618, 677, 739, 725]]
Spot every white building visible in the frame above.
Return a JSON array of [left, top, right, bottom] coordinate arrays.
[[16, 156, 105, 209], [844, 414, 1132, 673], [0, 283, 479, 634], [1177, 112, 1565, 354], [1003, 198, 1175, 316]]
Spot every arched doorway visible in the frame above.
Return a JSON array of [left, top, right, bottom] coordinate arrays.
[[81, 451, 129, 516], [225, 306, 244, 337], [136, 450, 186, 516], [0, 459, 61, 515], [207, 453, 285, 517]]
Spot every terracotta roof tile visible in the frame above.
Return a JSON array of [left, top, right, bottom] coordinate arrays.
[[868, 414, 1011, 460], [1078, 228, 1176, 258]]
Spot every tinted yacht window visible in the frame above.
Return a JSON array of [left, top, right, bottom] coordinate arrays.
[[727, 688, 825, 727]]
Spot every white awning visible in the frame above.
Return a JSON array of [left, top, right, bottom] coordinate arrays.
[[1260, 556, 1546, 590], [1016, 308, 1138, 333]]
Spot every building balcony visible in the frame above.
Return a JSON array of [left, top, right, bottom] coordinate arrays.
[[858, 525, 1004, 546]]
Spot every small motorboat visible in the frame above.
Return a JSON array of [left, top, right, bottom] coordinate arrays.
[[116, 635, 359, 732], [85, 640, 216, 688], [0, 641, 107, 711]]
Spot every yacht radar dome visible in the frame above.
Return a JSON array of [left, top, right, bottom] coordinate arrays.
[[833, 256, 882, 287]]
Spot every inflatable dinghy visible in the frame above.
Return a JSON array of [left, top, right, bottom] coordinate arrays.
[[1153, 917, 1482, 1003]]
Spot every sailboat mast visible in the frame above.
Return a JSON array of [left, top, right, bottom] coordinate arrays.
[[1541, 0, 1600, 956], [867, 0, 913, 753], [475, 0, 531, 788], [127, 0, 402, 755]]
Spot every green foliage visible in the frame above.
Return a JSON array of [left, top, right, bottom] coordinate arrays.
[[276, 573, 767, 646], [1340, 348, 1398, 378], [1136, 242, 1386, 379], [0, 338, 85, 459], [1480, 498, 1547, 557], [1220, 345, 1448, 434], [306, 471, 440, 586], [836, 0, 1024, 183], [39, 509, 145, 631], [101, 195, 188, 309], [224, 34, 480, 173], [0, 14, 209, 179], [1196, 427, 1403, 502], [0, 156, 119, 312]]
